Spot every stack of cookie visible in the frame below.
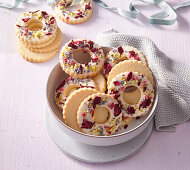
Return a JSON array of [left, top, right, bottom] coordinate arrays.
[[55, 39, 155, 136], [15, 10, 62, 63]]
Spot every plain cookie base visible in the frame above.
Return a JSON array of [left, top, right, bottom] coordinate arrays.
[[18, 41, 59, 63], [107, 60, 154, 87], [63, 88, 98, 132], [92, 73, 106, 93], [22, 29, 57, 49], [25, 27, 62, 53], [55, 6, 93, 24]]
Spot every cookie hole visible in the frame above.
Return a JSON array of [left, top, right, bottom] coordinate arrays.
[[65, 85, 79, 97], [123, 86, 141, 105], [92, 106, 110, 124], [73, 49, 91, 64], [27, 19, 43, 31], [67, 4, 81, 12]]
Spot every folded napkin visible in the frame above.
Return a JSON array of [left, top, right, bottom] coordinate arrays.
[[97, 29, 190, 131]]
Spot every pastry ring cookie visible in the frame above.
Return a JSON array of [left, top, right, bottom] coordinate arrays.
[[104, 46, 147, 78], [55, 76, 96, 110], [108, 71, 154, 117], [59, 39, 105, 78], [77, 93, 122, 136], [15, 10, 57, 44], [55, 0, 93, 24]]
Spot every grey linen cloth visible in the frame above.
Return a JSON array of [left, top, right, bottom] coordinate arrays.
[[97, 29, 190, 131]]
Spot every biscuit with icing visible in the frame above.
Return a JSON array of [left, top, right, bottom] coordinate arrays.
[[104, 46, 148, 78], [55, 0, 93, 24], [24, 27, 62, 53], [108, 71, 154, 117], [55, 76, 96, 110], [77, 93, 122, 136]]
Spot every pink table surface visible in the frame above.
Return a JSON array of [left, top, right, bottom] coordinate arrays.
[[0, 0, 190, 169]]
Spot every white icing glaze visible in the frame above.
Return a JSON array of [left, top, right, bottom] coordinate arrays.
[[55, 0, 92, 23], [59, 39, 105, 77], [104, 46, 147, 78], [15, 10, 57, 42], [108, 71, 154, 117], [77, 93, 122, 136], [55, 76, 96, 109]]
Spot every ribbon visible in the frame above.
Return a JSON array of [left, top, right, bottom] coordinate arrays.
[[94, 0, 177, 25], [1, 0, 190, 25], [0, 0, 28, 8]]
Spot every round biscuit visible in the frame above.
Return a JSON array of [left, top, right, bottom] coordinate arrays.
[[107, 60, 154, 87], [63, 88, 98, 132], [18, 41, 58, 63], [25, 27, 62, 53], [92, 73, 106, 93]]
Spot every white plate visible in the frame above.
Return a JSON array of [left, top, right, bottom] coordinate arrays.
[[45, 105, 154, 163]]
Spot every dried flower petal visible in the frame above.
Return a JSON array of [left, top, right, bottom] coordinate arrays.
[[124, 124, 128, 129], [104, 63, 112, 75], [56, 80, 66, 91], [46, 33, 52, 35], [22, 18, 30, 22], [42, 11, 48, 18], [92, 57, 98, 63], [129, 51, 136, 58], [109, 102, 114, 109], [127, 106, 135, 115], [114, 104, 121, 117], [127, 71, 132, 81], [79, 65, 83, 73], [91, 48, 98, 52], [113, 81, 120, 86], [85, 2, 91, 10], [118, 46, 124, 55], [139, 99, 151, 108], [68, 42, 77, 49], [81, 119, 94, 129], [143, 87, 147, 92], [92, 96, 101, 109]]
